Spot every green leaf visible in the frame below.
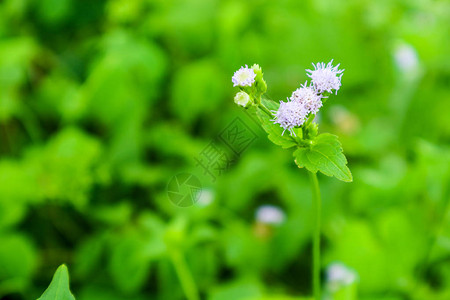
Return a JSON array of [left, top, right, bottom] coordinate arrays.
[[37, 264, 75, 300], [293, 133, 352, 182], [256, 99, 297, 149]]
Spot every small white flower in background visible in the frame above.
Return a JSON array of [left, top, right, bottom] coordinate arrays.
[[232, 65, 256, 87], [394, 43, 419, 74], [291, 81, 323, 115], [197, 188, 214, 207], [256, 205, 286, 225], [272, 99, 308, 136], [307, 60, 344, 94], [326, 262, 358, 292], [234, 91, 251, 107]]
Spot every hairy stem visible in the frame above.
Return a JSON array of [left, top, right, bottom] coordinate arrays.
[[169, 249, 200, 300], [308, 171, 321, 300]]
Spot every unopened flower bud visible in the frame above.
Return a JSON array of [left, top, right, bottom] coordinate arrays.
[[251, 64, 267, 94], [234, 91, 252, 108]]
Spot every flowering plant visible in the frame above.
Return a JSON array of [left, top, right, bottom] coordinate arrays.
[[232, 61, 352, 299], [232, 61, 351, 181]]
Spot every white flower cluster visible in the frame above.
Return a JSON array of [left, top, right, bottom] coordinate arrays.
[[290, 81, 323, 115], [272, 98, 308, 136], [273, 60, 344, 136], [232, 65, 256, 87], [307, 59, 344, 94]]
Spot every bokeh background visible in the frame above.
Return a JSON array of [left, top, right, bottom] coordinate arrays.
[[0, 0, 449, 299]]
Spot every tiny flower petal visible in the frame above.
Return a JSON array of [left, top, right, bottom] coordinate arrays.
[[272, 98, 308, 136], [234, 91, 251, 107], [291, 81, 323, 115], [232, 65, 256, 87], [307, 59, 344, 94]]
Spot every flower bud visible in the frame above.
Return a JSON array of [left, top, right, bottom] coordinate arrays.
[[234, 91, 252, 108], [251, 64, 267, 95]]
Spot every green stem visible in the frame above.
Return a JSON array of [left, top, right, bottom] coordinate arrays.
[[258, 103, 272, 117], [308, 171, 321, 300], [169, 248, 200, 300], [305, 113, 315, 126]]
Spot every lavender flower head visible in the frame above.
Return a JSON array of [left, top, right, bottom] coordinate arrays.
[[232, 65, 256, 87], [307, 60, 344, 94], [291, 81, 323, 115], [272, 98, 308, 136]]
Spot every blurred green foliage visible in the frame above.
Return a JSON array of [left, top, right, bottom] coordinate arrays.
[[0, 0, 449, 299]]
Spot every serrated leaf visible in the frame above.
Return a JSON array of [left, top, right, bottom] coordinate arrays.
[[37, 264, 76, 300], [256, 99, 297, 149], [293, 133, 352, 182]]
